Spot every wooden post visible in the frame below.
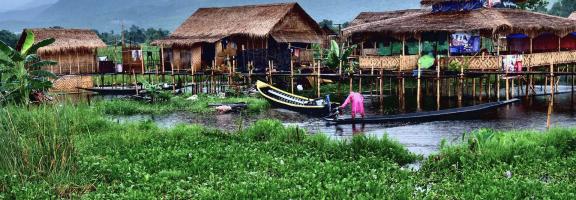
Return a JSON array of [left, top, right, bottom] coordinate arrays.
[[290, 59, 295, 94], [358, 70, 362, 93], [417, 62, 422, 111], [133, 69, 139, 95], [436, 55, 441, 110], [547, 60, 555, 129], [379, 69, 384, 103], [505, 58, 510, 100], [472, 78, 476, 99], [160, 45, 166, 83], [317, 60, 321, 98], [268, 60, 272, 84], [171, 57, 176, 93], [418, 37, 422, 56], [191, 49, 196, 84], [458, 64, 463, 102], [141, 49, 145, 75]]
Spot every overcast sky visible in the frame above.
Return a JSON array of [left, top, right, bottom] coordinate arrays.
[[0, 0, 57, 11]]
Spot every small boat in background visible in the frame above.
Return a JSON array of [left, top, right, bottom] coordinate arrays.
[[78, 86, 142, 95], [256, 80, 332, 116]]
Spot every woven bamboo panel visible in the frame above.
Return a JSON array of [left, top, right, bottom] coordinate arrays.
[[191, 45, 202, 72], [51, 75, 94, 93], [448, 56, 500, 71], [359, 56, 399, 70], [524, 51, 576, 68], [299, 49, 314, 63], [399, 55, 419, 71]]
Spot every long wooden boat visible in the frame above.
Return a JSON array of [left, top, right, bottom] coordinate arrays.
[[78, 86, 142, 95], [78, 84, 186, 95], [325, 98, 520, 124], [256, 80, 331, 116]]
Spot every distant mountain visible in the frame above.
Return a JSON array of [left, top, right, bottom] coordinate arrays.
[[0, 0, 420, 32]]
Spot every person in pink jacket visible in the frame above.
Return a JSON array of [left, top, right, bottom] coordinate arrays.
[[339, 92, 365, 119]]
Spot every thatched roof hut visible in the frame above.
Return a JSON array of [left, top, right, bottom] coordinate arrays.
[[343, 8, 576, 38], [153, 2, 323, 47], [16, 28, 106, 54], [16, 28, 106, 75]]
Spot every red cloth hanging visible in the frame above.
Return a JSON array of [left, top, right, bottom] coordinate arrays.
[[533, 34, 559, 53], [561, 34, 576, 51]]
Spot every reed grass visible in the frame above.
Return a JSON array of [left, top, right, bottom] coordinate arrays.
[[95, 94, 269, 115]]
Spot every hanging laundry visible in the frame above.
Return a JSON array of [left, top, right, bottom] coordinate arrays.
[[293, 48, 301, 58], [131, 50, 142, 61]]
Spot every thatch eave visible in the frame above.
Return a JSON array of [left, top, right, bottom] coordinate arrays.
[[343, 8, 576, 39], [16, 28, 106, 55]]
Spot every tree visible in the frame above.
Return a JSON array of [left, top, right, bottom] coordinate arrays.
[[517, 0, 549, 12], [0, 30, 19, 48], [95, 26, 170, 45], [0, 30, 57, 104], [548, 0, 576, 17]]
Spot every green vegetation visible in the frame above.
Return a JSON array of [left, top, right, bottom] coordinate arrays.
[[0, 30, 57, 104], [0, 30, 19, 48], [418, 128, 576, 199], [95, 94, 269, 115], [2, 102, 576, 199], [0, 104, 418, 199]]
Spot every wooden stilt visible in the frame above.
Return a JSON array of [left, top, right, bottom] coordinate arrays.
[[436, 55, 441, 110], [379, 69, 384, 103], [290, 59, 294, 94], [358, 70, 362, 93], [417, 63, 422, 112], [171, 58, 176, 93], [141, 49, 145, 75], [458, 65, 463, 103], [317, 60, 321, 98]]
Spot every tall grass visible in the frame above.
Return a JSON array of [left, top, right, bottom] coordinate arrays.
[[0, 104, 108, 178], [95, 94, 269, 115]]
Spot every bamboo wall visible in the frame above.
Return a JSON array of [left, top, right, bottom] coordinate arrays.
[[359, 51, 576, 71], [40, 51, 97, 75]]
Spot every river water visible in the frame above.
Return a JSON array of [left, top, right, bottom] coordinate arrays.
[[106, 85, 575, 156]]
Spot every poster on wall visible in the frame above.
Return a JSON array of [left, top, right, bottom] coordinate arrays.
[[450, 32, 481, 54], [502, 55, 523, 73]]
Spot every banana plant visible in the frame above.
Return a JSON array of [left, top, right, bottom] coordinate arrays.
[[319, 40, 357, 74], [0, 30, 57, 104]]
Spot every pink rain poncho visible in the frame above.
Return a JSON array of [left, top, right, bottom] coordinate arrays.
[[340, 92, 365, 118]]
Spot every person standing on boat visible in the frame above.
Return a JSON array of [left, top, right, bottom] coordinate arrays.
[[339, 92, 365, 119]]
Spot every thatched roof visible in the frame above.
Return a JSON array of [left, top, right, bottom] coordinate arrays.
[[343, 8, 576, 38], [16, 28, 106, 54], [348, 9, 424, 27], [421, 0, 526, 6], [153, 2, 323, 47], [570, 12, 576, 20]]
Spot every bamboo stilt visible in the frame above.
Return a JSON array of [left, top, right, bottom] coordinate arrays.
[[358, 70, 362, 93], [290, 59, 294, 94], [417, 63, 422, 112], [317, 60, 321, 98], [436, 56, 441, 111]]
